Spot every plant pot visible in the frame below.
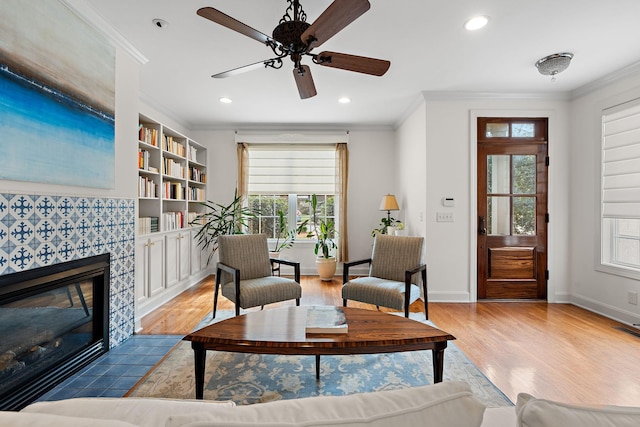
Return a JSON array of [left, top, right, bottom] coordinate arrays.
[[316, 257, 337, 281], [269, 251, 280, 259]]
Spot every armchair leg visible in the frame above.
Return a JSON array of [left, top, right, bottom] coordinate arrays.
[[235, 303, 240, 317], [213, 277, 221, 319], [342, 299, 347, 307], [421, 268, 428, 320], [296, 298, 300, 306]]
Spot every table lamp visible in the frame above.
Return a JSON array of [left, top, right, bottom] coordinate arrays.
[[379, 194, 399, 222]]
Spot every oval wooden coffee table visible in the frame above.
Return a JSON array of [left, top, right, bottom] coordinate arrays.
[[183, 306, 456, 399]]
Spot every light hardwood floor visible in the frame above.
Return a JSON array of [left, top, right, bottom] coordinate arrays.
[[139, 275, 640, 407]]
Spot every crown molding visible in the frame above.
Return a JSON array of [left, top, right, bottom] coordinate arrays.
[[571, 60, 640, 100], [421, 91, 571, 101], [61, 0, 148, 65]]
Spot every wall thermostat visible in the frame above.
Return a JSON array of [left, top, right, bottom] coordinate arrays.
[[443, 197, 455, 207]]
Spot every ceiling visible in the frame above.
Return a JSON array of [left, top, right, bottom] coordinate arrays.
[[83, 0, 640, 128]]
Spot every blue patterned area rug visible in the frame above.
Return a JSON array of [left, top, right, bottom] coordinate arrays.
[[128, 310, 512, 407]]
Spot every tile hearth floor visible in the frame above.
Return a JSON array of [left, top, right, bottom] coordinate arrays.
[[38, 335, 182, 402]]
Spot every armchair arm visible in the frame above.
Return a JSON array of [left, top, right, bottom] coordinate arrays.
[[216, 262, 239, 277], [405, 263, 426, 277], [342, 258, 372, 284], [216, 262, 241, 308], [270, 258, 301, 283]]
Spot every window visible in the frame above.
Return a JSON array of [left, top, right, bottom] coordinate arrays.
[[244, 145, 337, 241], [246, 194, 335, 239], [601, 100, 640, 277]]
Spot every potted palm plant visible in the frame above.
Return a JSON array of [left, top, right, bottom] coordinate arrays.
[[270, 209, 309, 257], [310, 194, 337, 281], [190, 188, 256, 265]]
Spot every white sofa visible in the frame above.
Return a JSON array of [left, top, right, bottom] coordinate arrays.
[[3, 381, 640, 427]]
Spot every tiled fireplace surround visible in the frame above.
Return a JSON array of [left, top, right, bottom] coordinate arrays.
[[0, 192, 135, 347]]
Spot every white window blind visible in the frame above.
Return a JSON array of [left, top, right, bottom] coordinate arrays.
[[247, 145, 336, 194], [602, 100, 640, 219]]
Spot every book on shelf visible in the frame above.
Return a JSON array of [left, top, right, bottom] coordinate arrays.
[[305, 306, 348, 334], [138, 216, 159, 234], [139, 125, 158, 146]]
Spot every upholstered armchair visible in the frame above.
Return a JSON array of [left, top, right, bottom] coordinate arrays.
[[342, 234, 428, 319], [215, 234, 302, 317]]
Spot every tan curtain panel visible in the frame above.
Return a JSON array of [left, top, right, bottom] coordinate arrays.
[[336, 143, 349, 262], [237, 143, 249, 200]]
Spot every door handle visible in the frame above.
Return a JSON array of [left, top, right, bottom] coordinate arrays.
[[478, 216, 487, 235]]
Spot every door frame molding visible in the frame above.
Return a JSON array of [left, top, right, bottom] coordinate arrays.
[[468, 109, 558, 302]]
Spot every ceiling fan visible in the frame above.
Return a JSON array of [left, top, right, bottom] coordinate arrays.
[[197, 0, 391, 99]]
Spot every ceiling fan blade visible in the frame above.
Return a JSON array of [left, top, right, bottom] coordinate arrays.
[[301, 0, 370, 49], [212, 58, 282, 78], [316, 51, 390, 76], [197, 7, 273, 45], [293, 65, 317, 99]]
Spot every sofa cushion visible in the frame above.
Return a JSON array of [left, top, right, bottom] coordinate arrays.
[[22, 397, 234, 427], [516, 393, 640, 427], [0, 411, 139, 427], [166, 381, 486, 427]]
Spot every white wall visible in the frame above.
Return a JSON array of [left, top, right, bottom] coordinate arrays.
[[189, 128, 396, 275], [569, 73, 640, 326], [396, 100, 427, 239], [396, 93, 571, 303]]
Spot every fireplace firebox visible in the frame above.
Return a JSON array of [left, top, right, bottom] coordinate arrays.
[[0, 254, 109, 410]]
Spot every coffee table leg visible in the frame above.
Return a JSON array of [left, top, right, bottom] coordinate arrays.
[[315, 355, 320, 380], [192, 343, 206, 399], [432, 343, 447, 383]]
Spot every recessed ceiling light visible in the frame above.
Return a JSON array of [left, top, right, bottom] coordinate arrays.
[[219, 97, 233, 104], [338, 97, 351, 104], [464, 15, 489, 31], [152, 18, 169, 29]]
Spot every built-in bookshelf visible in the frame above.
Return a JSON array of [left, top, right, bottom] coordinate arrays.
[[137, 114, 207, 235]]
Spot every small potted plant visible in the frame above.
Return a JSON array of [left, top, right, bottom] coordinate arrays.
[[371, 216, 401, 237], [310, 194, 337, 281]]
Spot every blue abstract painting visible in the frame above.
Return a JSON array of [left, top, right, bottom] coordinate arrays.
[[0, 0, 115, 189]]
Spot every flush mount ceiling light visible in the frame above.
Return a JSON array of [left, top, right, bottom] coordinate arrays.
[[338, 97, 351, 104], [464, 15, 489, 31], [219, 97, 233, 104], [535, 52, 573, 81]]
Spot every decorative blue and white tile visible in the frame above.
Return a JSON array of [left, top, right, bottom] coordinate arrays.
[[56, 217, 76, 241], [9, 246, 35, 271], [1, 193, 136, 348], [35, 242, 57, 266], [0, 194, 9, 221], [56, 196, 76, 218], [35, 218, 56, 242], [34, 195, 57, 219], [0, 248, 9, 275], [0, 222, 8, 245], [9, 194, 35, 220], [9, 219, 34, 246]]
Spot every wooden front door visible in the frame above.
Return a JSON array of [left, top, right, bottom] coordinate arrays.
[[477, 118, 548, 299]]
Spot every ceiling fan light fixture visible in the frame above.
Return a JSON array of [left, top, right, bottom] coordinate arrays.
[[535, 52, 574, 78], [464, 15, 489, 31]]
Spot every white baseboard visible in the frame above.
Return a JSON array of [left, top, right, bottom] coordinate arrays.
[[427, 291, 473, 303], [571, 294, 640, 327]]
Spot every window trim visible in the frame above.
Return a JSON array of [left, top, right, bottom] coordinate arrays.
[[597, 97, 640, 280]]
